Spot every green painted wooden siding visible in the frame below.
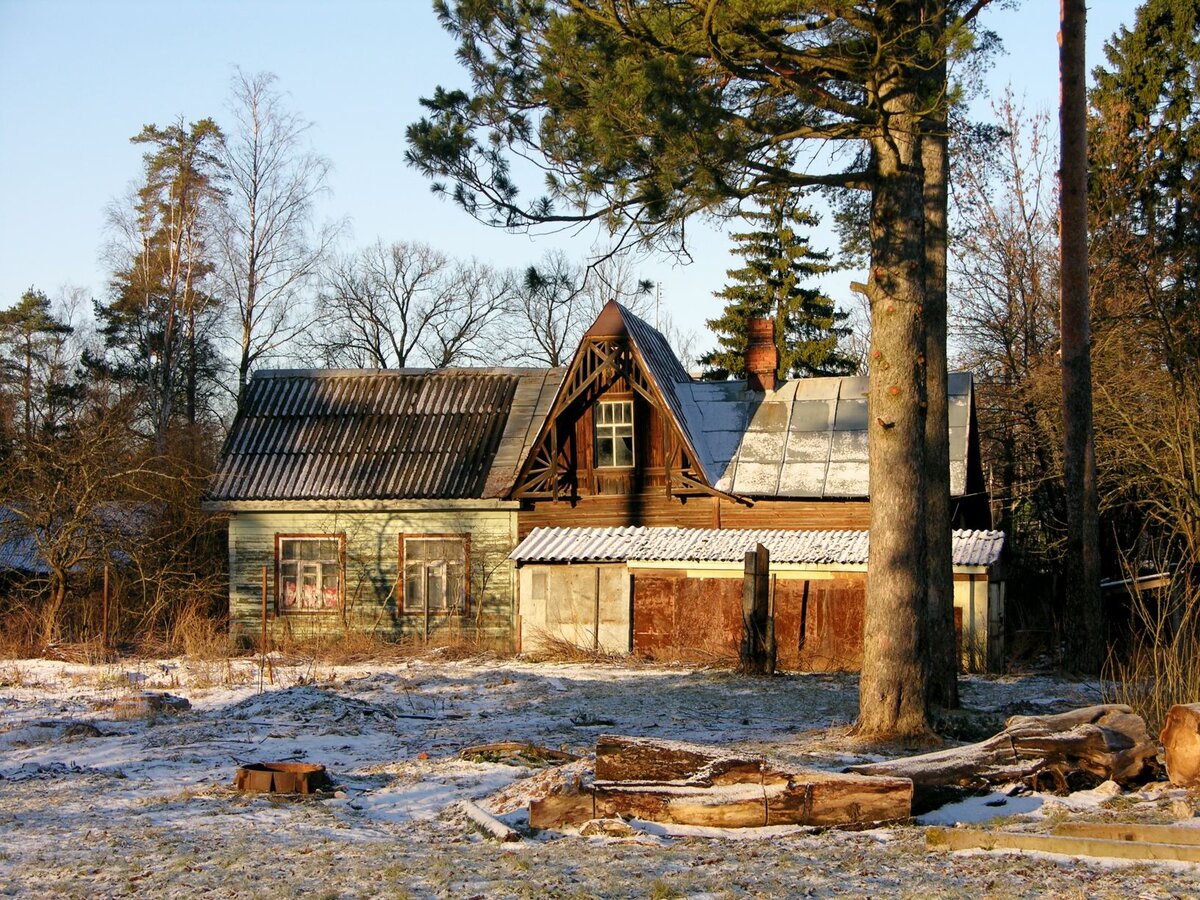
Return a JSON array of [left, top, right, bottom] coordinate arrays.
[[227, 506, 518, 648]]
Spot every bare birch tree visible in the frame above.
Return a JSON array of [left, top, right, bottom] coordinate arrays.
[[215, 70, 337, 406]]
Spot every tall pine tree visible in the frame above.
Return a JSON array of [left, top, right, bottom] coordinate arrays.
[[92, 118, 225, 451], [701, 178, 855, 381]]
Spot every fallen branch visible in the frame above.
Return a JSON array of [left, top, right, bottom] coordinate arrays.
[[461, 800, 520, 842]]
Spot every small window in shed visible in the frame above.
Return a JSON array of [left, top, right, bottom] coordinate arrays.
[[403, 536, 468, 614], [278, 536, 343, 612], [531, 571, 548, 601], [595, 400, 634, 468]]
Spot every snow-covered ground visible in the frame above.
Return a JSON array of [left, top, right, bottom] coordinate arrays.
[[0, 655, 1195, 898]]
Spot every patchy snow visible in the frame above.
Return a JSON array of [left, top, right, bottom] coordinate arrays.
[[0, 657, 1196, 898]]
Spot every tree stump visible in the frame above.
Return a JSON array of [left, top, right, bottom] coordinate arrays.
[[1161, 703, 1200, 787]]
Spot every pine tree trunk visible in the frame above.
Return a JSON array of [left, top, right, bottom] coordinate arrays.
[[1060, 0, 1103, 673], [857, 19, 933, 738], [922, 44, 959, 709]]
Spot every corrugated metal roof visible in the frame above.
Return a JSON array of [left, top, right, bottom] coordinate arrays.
[[510, 526, 1004, 568], [209, 367, 564, 502]]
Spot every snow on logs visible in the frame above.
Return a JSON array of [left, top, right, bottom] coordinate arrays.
[[849, 704, 1159, 812], [1161, 703, 1200, 787], [529, 735, 913, 830]]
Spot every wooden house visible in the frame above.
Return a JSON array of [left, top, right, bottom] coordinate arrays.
[[509, 301, 1005, 671], [204, 367, 561, 647]]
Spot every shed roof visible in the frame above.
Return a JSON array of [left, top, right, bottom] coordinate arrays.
[[510, 526, 1005, 568], [208, 367, 563, 502]]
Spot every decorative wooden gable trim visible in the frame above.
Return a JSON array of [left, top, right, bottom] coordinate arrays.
[[511, 305, 745, 505]]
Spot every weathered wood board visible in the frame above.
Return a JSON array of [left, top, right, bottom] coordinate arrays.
[[927, 826, 1200, 863], [1054, 821, 1200, 845]]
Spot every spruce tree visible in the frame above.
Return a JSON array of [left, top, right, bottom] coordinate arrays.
[[700, 179, 855, 381]]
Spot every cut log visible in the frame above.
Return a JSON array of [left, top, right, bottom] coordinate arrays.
[[534, 735, 912, 829], [1161, 703, 1200, 787], [529, 779, 595, 829], [595, 734, 767, 784], [849, 704, 1158, 812]]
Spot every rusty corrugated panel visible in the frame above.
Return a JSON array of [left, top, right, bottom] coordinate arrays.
[[510, 526, 1005, 568], [209, 368, 550, 501]]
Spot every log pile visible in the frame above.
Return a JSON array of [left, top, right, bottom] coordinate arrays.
[[1161, 703, 1200, 787], [849, 704, 1159, 812], [529, 735, 913, 829]]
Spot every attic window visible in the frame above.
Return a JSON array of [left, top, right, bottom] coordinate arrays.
[[402, 535, 469, 615], [595, 400, 634, 468], [277, 536, 343, 612]]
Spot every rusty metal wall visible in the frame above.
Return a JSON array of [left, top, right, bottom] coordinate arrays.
[[631, 572, 866, 672]]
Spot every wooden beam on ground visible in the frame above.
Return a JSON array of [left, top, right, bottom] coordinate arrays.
[[1054, 821, 1200, 845], [529, 782, 595, 829], [927, 826, 1200, 862]]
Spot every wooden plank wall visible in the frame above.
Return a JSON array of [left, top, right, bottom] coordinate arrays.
[[227, 507, 518, 648], [519, 495, 872, 537]]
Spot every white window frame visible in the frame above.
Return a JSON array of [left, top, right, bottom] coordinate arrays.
[[594, 399, 635, 468]]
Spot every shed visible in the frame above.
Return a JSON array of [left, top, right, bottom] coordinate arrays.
[[512, 526, 1006, 672]]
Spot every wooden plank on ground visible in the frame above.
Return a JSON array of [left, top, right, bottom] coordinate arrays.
[[927, 826, 1200, 862], [1054, 821, 1200, 846]]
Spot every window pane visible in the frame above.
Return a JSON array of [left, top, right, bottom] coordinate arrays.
[[447, 561, 464, 613], [615, 434, 634, 467], [427, 561, 447, 611], [596, 435, 614, 467], [405, 563, 424, 611]]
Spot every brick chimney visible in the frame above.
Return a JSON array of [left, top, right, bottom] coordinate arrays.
[[745, 317, 778, 392]]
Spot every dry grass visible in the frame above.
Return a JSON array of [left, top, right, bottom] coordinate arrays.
[[520, 630, 644, 666], [1102, 577, 1200, 736]]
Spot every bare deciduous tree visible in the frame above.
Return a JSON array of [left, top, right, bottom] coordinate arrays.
[[318, 241, 511, 369], [502, 248, 654, 367], [215, 69, 338, 405]]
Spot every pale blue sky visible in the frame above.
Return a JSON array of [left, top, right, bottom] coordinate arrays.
[[0, 0, 1137, 344]]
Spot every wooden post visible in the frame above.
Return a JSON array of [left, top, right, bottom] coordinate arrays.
[[101, 564, 110, 656], [260, 566, 273, 691], [593, 567, 601, 650], [740, 544, 774, 675]]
